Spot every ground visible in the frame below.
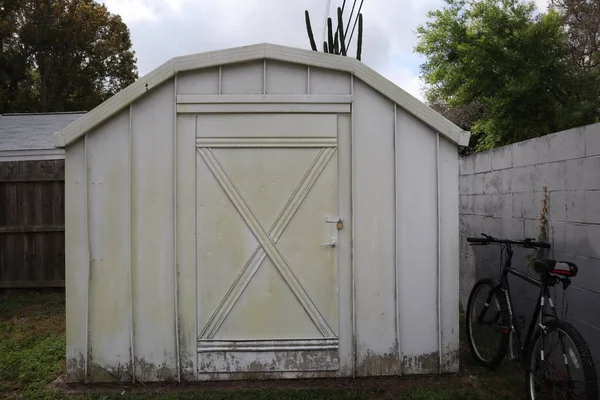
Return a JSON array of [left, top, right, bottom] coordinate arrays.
[[0, 291, 528, 399]]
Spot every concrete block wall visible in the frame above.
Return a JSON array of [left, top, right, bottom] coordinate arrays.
[[459, 122, 600, 375]]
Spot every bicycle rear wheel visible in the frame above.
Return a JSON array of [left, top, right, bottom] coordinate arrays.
[[526, 319, 598, 400], [465, 278, 510, 369]]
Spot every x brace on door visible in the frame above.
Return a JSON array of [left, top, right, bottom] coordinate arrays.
[[197, 146, 337, 339]]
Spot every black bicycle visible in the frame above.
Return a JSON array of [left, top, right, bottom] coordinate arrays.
[[465, 233, 598, 400]]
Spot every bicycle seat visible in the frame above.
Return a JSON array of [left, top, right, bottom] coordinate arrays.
[[532, 259, 578, 277]]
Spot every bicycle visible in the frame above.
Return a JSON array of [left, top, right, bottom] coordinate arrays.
[[465, 233, 598, 400]]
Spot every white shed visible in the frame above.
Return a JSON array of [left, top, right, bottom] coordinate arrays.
[[56, 43, 470, 383]]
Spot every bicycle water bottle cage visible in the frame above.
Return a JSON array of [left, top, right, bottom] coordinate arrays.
[[533, 259, 578, 277]]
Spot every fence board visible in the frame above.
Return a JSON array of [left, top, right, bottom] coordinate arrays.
[[0, 159, 65, 288]]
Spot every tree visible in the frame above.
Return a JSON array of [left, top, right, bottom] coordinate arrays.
[[550, 0, 600, 71], [0, 0, 138, 113], [415, 0, 600, 152]]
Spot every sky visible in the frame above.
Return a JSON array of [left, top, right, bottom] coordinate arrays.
[[98, 0, 549, 102]]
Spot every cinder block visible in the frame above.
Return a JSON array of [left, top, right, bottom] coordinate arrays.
[[549, 191, 568, 222], [584, 123, 600, 157], [565, 223, 594, 259], [563, 286, 600, 329], [484, 171, 502, 194], [461, 156, 476, 175], [561, 254, 600, 294], [533, 162, 567, 192], [585, 191, 600, 224], [460, 195, 470, 214], [459, 175, 468, 194], [522, 192, 544, 219], [513, 193, 523, 218], [581, 157, 600, 190], [524, 218, 538, 238], [490, 146, 512, 170], [587, 224, 600, 259], [566, 320, 600, 373], [536, 135, 552, 164], [471, 173, 484, 195], [502, 217, 524, 239], [512, 140, 539, 167], [565, 158, 585, 191], [548, 127, 586, 162], [509, 166, 535, 193], [566, 191, 586, 223], [548, 221, 567, 253], [483, 216, 502, 238], [474, 152, 492, 173]]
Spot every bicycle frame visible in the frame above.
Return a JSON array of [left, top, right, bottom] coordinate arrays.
[[482, 243, 561, 362]]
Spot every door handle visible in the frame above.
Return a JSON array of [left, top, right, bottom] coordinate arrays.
[[321, 237, 336, 247]]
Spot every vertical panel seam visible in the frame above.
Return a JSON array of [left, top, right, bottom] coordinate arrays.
[[194, 115, 199, 381], [263, 60, 267, 94], [83, 134, 90, 383], [307, 67, 311, 95], [436, 132, 442, 374], [218, 67, 222, 95], [173, 75, 181, 383], [350, 74, 356, 378], [394, 103, 402, 375], [128, 103, 136, 383]]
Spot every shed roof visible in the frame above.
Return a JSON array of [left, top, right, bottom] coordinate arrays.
[[53, 43, 470, 148], [1, 112, 86, 152]]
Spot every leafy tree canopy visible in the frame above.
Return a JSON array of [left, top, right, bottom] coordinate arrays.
[[0, 0, 138, 113], [415, 0, 600, 152]]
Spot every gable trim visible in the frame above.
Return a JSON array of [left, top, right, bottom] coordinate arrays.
[[53, 43, 470, 148]]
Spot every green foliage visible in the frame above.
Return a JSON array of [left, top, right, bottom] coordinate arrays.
[[415, 0, 600, 152], [0, 0, 138, 113]]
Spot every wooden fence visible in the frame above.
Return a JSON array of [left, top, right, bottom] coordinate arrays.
[[0, 159, 65, 288]]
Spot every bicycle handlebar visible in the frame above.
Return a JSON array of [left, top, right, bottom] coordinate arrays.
[[467, 233, 551, 249]]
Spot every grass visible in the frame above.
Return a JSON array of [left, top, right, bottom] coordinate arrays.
[[0, 291, 529, 399]]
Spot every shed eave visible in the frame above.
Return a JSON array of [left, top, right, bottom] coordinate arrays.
[[53, 43, 470, 148]]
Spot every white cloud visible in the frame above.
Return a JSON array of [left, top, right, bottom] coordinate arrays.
[[97, 0, 552, 104]]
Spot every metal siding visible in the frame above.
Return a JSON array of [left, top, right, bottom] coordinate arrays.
[[221, 60, 264, 94], [131, 80, 177, 381], [86, 109, 133, 382], [396, 107, 439, 374], [309, 68, 351, 94], [336, 114, 354, 375], [65, 138, 87, 382], [439, 137, 460, 373], [352, 79, 398, 376], [176, 68, 219, 95], [176, 115, 197, 381], [265, 60, 307, 94]]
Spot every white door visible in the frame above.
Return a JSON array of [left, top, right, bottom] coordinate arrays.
[[195, 113, 349, 376]]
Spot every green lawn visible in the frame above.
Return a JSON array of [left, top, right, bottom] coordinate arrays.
[[0, 291, 527, 399]]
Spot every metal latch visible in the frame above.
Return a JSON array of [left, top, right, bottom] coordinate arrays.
[[321, 237, 336, 247], [326, 216, 343, 230]]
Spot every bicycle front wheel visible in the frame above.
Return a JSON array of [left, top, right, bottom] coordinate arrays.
[[465, 278, 510, 369], [526, 319, 598, 400]]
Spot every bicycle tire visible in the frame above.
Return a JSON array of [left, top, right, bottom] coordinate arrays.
[[525, 318, 598, 400], [465, 278, 510, 369]]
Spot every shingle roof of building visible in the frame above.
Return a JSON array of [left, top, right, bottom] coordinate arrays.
[[0, 112, 86, 151]]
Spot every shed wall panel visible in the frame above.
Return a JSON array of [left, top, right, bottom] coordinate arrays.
[[131, 80, 177, 381], [309, 68, 351, 94], [65, 138, 87, 382], [265, 60, 307, 94], [439, 137, 460, 373], [352, 79, 398, 376], [86, 109, 132, 382], [177, 68, 219, 95], [221, 61, 264, 94], [396, 107, 439, 374], [176, 114, 198, 381]]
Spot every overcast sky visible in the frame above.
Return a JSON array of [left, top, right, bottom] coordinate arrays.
[[98, 0, 549, 102]]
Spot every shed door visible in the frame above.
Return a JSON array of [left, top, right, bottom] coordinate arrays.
[[195, 113, 345, 375]]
